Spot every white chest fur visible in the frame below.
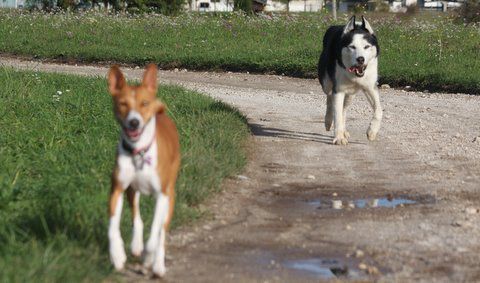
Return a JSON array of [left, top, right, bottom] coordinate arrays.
[[116, 140, 161, 196]]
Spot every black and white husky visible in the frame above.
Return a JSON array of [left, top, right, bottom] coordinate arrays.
[[318, 16, 382, 145]]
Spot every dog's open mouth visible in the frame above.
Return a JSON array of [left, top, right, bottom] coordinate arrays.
[[124, 128, 143, 140], [348, 65, 367, 77]]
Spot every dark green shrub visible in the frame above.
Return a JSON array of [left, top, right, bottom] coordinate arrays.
[[456, 0, 480, 23]]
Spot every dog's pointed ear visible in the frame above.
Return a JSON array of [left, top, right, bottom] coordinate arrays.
[[343, 16, 356, 34], [142, 63, 158, 93], [108, 65, 126, 96], [361, 16, 374, 34]]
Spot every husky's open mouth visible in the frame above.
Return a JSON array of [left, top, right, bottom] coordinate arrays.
[[348, 65, 367, 77]]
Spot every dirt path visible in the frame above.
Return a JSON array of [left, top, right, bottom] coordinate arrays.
[[2, 58, 480, 282]]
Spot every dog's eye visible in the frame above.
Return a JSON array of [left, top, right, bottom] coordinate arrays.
[[349, 45, 356, 50], [364, 45, 371, 49], [141, 100, 149, 107]]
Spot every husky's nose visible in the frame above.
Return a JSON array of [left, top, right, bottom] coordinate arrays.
[[356, 57, 365, 65], [128, 118, 140, 129]]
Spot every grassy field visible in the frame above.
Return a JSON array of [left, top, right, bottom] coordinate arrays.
[[0, 10, 479, 93], [0, 68, 249, 281]]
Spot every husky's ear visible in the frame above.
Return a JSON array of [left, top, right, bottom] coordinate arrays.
[[361, 16, 374, 34], [343, 16, 356, 34], [108, 65, 126, 96], [142, 63, 158, 93]]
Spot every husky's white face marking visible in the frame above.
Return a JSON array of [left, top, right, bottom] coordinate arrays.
[[342, 34, 377, 77]]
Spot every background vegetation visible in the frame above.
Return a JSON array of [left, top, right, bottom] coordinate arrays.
[[0, 10, 478, 93], [0, 68, 249, 281]]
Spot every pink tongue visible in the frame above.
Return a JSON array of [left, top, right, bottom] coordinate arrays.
[[349, 67, 356, 73], [127, 129, 140, 138]]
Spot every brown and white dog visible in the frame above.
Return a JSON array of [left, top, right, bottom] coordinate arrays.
[[107, 64, 180, 277]]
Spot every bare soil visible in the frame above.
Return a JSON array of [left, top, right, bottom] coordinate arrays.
[[2, 58, 480, 282]]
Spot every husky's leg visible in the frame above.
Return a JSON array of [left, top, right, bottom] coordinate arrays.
[[109, 183, 127, 270], [342, 94, 355, 139], [127, 188, 144, 257], [364, 86, 383, 141], [322, 77, 334, 132], [325, 95, 334, 131], [333, 92, 348, 145]]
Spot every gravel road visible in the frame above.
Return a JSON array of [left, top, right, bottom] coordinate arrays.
[[2, 57, 480, 282]]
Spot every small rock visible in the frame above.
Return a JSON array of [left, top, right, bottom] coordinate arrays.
[[346, 225, 352, 230], [473, 137, 480, 143], [237, 175, 249, 181], [358, 263, 367, 270], [367, 266, 380, 275], [380, 84, 391, 90], [405, 86, 412, 90], [465, 207, 479, 214], [272, 183, 281, 188], [354, 249, 365, 258], [347, 201, 355, 209], [332, 200, 343, 209], [174, 68, 179, 72], [454, 133, 461, 138], [332, 192, 338, 197], [203, 225, 212, 230], [442, 113, 449, 118], [452, 220, 472, 228], [307, 174, 316, 180]]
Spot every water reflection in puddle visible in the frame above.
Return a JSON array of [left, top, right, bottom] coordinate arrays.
[[284, 258, 360, 279], [284, 259, 336, 279], [309, 197, 417, 210]]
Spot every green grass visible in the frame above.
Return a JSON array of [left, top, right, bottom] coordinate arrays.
[[0, 68, 249, 281], [0, 10, 479, 93]]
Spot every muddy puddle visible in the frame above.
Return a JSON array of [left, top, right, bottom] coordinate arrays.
[[309, 197, 418, 210]]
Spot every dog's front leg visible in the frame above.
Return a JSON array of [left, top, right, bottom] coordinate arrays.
[[364, 86, 383, 141], [144, 192, 169, 277], [127, 188, 144, 257], [333, 92, 348, 145], [109, 182, 127, 270], [342, 94, 355, 139]]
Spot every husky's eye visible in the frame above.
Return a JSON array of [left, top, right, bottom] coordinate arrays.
[[349, 45, 356, 50], [141, 100, 149, 107], [364, 45, 371, 49]]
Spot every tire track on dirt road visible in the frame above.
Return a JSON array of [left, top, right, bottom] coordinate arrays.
[[2, 57, 480, 282]]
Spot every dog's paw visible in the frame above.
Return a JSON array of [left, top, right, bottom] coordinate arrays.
[[333, 136, 349, 145], [152, 262, 166, 278], [325, 120, 333, 131], [131, 238, 144, 257], [143, 251, 154, 269], [110, 242, 127, 271], [344, 131, 350, 139], [367, 128, 377, 141]]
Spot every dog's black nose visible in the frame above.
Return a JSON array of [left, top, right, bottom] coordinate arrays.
[[356, 57, 365, 65], [129, 119, 140, 129]]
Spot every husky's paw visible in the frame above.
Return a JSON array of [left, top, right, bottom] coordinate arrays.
[[367, 128, 377, 141], [333, 136, 349, 145], [325, 119, 333, 131], [344, 131, 350, 139], [110, 241, 127, 271]]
